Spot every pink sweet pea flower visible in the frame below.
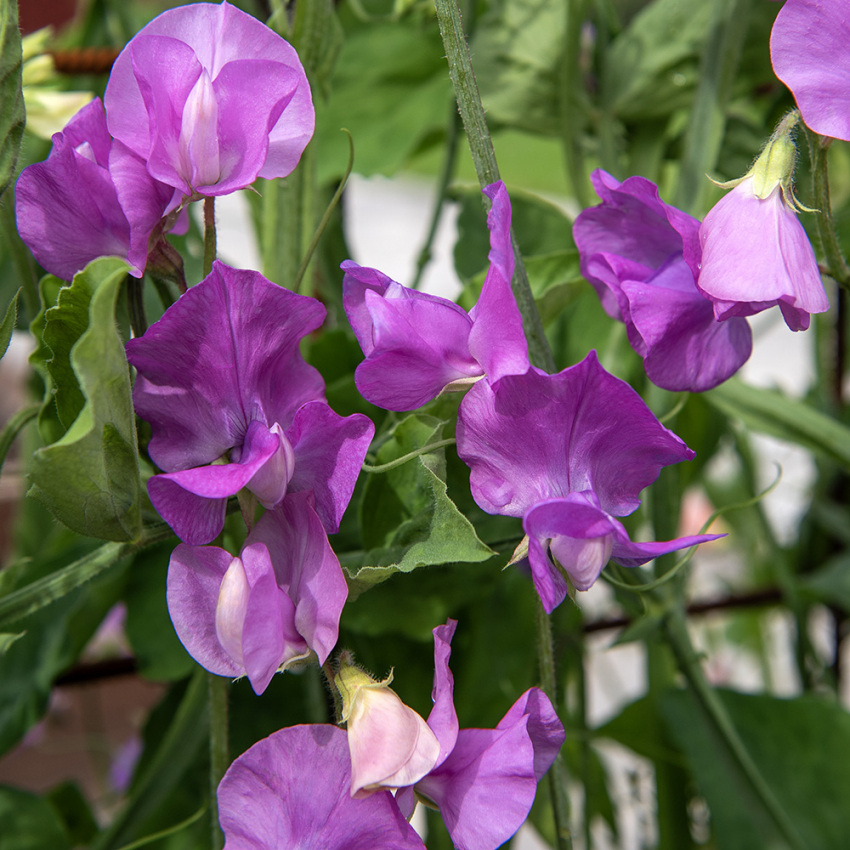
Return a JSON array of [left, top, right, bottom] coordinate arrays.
[[104, 1, 314, 207], [167, 492, 347, 694]]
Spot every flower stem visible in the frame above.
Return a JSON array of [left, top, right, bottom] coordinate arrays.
[[361, 438, 456, 473], [560, 0, 590, 209], [207, 673, 229, 850], [662, 608, 808, 850], [806, 127, 850, 293], [433, 0, 556, 374], [203, 197, 216, 278], [535, 598, 573, 850]]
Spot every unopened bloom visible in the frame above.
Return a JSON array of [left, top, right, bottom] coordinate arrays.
[[353, 621, 565, 850], [690, 114, 829, 331], [334, 659, 440, 797], [217, 724, 426, 849], [15, 98, 177, 280], [167, 492, 346, 694], [770, 0, 850, 142], [104, 1, 314, 206], [342, 181, 529, 410], [126, 261, 374, 544], [574, 169, 751, 392], [457, 354, 723, 609]]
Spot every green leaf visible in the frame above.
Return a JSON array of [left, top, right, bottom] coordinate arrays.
[[0, 785, 71, 850], [28, 274, 64, 445], [28, 257, 142, 541], [346, 414, 493, 595], [798, 553, 850, 612], [662, 688, 850, 850], [0, 631, 23, 655], [45, 782, 99, 846], [706, 378, 850, 471], [0, 0, 25, 202], [471, 0, 565, 137], [604, 0, 713, 123], [124, 543, 193, 681], [0, 287, 17, 360]]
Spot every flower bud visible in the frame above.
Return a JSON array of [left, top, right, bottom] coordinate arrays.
[[334, 657, 440, 798]]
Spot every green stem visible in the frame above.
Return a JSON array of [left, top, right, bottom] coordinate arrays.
[[113, 805, 207, 850], [433, 0, 556, 374], [675, 0, 752, 214], [663, 609, 808, 850], [207, 673, 229, 850], [807, 128, 850, 292], [361, 438, 456, 473], [411, 104, 463, 290], [535, 598, 573, 850], [126, 274, 147, 337], [0, 402, 38, 476], [560, 0, 590, 208], [203, 196, 217, 278]]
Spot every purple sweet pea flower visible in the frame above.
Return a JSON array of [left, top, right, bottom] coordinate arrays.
[[104, 1, 314, 207], [457, 354, 723, 609], [167, 492, 347, 694], [359, 621, 565, 850], [574, 169, 751, 392], [14, 98, 177, 280], [689, 175, 829, 332], [771, 0, 850, 142], [342, 181, 529, 411], [217, 724, 427, 849], [126, 261, 374, 544]]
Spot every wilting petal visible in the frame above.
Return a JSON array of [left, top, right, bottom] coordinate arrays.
[[467, 181, 529, 383], [15, 99, 131, 281], [457, 353, 695, 519], [126, 261, 325, 472], [245, 492, 347, 664], [695, 179, 829, 331], [286, 401, 375, 533], [609, 523, 725, 568], [427, 619, 459, 766], [218, 725, 426, 850], [771, 0, 850, 143]]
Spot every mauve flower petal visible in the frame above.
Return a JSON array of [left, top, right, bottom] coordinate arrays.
[[286, 401, 375, 533], [205, 59, 298, 193], [218, 725, 426, 850], [167, 543, 242, 678], [524, 495, 617, 604], [417, 723, 537, 850], [467, 181, 529, 382], [109, 140, 177, 273], [695, 179, 829, 331], [622, 260, 752, 392], [239, 542, 305, 694], [15, 100, 131, 281], [350, 279, 481, 411], [106, 2, 314, 193], [457, 353, 695, 519], [496, 688, 565, 782], [427, 619, 459, 766], [245, 492, 347, 664], [126, 261, 325, 472], [610, 524, 725, 568], [146, 476, 227, 545], [341, 261, 392, 354], [771, 0, 850, 142]]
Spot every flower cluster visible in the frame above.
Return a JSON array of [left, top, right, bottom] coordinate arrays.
[[15, 1, 313, 281]]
